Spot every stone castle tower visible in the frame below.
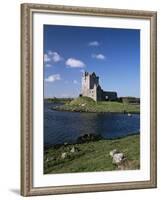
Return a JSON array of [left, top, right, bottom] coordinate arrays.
[[82, 72, 100, 101], [81, 71, 117, 101]]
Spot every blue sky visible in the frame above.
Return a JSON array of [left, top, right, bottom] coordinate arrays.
[[44, 25, 140, 98]]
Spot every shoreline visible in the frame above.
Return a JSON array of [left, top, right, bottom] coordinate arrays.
[[44, 132, 140, 150], [52, 106, 140, 114]]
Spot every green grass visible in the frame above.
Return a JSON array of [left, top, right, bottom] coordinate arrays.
[[53, 97, 140, 113], [44, 134, 140, 174]]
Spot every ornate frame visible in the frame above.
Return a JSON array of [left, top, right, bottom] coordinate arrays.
[[21, 3, 157, 196]]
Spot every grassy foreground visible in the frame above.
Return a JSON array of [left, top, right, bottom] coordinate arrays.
[[53, 97, 140, 114], [44, 134, 140, 174]]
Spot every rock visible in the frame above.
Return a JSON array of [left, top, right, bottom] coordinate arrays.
[[77, 133, 102, 143], [46, 157, 54, 162], [61, 152, 67, 159], [70, 146, 76, 153], [117, 160, 129, 170], [109, 150, 127, 168], [109, 149, 119, 157], [81, 103, 86, 107], [64, 142, 68, 146], [70, 146, 79, 153], [112, 153, 125, 164]]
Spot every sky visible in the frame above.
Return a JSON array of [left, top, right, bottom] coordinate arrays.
[[44, 25, 140, 98]]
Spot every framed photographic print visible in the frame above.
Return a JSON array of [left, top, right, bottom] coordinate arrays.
[[21, 3, 157, 196]]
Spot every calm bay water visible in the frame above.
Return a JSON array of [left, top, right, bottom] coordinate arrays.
[[44, 102, 140, 147]]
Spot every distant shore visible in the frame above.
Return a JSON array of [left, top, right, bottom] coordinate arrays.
[[45, 97, 73, 104], [44, 134, 140, 174], [51, 97, 140, 114]]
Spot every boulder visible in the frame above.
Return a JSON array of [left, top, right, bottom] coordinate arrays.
[[70, 146, 76, 153], [61, 152, 67, 159], [77, 133, 102, 143], [109, 149, 119, 157], [112, 153, 125, 164], [70, 146, 79, 153]]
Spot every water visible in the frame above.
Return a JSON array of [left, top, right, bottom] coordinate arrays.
[[44, 102, 140, 147]]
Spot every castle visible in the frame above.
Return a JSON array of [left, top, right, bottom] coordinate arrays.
[[81, 71, 117, 101]]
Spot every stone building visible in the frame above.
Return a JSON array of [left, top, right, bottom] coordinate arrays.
[[81, 71, 117, 101]]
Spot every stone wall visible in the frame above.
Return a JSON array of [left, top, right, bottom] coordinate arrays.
[[102, 91, 117, 101]]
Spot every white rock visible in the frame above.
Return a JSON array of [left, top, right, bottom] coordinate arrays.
[[46, 156, 54, 162], [70, 146, 75, 153], [61, 152, 67, 159], [109, 149, 119, 157], [112, 153, 124, 164]]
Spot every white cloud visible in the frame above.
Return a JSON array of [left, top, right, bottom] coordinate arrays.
[[92, 54, 106, 60], [73, 80, 78, 84], [48, 51, 62, 62], [44, 51, 62, 63], [89, 41, 100, 46], [44, 54, 51, 62], [45, 74, 61, 82], [66, 58, 85, 68]]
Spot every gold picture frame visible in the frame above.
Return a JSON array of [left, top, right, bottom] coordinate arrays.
[[21, 3, 157, 196]]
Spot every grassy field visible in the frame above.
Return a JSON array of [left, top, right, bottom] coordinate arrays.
[[44, 134, 140, 174], [53, 97, 140, 114]]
